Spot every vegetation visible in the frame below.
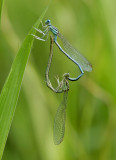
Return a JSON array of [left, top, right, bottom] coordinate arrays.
[[0, 0, 116, 160]]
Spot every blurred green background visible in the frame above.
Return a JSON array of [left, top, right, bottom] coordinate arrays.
[[0, 0, 116, 159]]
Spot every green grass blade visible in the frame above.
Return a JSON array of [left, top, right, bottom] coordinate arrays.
[[0, 7, 48, 159], [0, 0, 3, 23]]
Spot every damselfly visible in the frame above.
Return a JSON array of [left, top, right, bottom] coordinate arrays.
[[46, 36, 69, 144], [32, 19, 92, 81]]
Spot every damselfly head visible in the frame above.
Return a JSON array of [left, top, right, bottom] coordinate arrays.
[[45, 19, 51, 25]]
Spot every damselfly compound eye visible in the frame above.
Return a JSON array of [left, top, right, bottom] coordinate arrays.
[[45, 19, 51, 25]]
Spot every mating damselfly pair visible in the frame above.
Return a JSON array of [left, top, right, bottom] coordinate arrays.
[[32, 19, 92, 145]]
